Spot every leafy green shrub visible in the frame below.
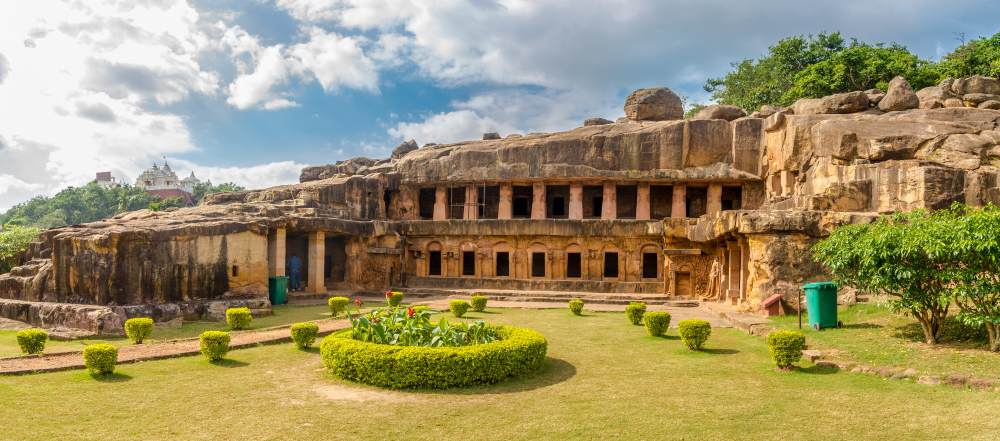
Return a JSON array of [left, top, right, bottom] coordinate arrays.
[[386, 291, 404, 306], [321, 325, 547, 389], [766, 330, 806, 369], [225, 307, 253, 330], [328, 296, 350, 317], [625, 302, 647, 325], [124, 317, 154, 344], [290, 322, 320, 349], [450, 300, 470, 318], [412, 305, 431, 314], [349, 306, 497, 347], [643, 312, 671, 337], [15, 328, 47, 355], [677, 319, 712, 350], [471, 295, 488, 312], [83, 344, 118, 375], [200, 331, 231, 361], [568, 299, 584, 315]]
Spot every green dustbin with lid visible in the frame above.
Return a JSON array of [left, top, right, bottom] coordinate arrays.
[[802, 282, 840, 330], [268, 276, 288, 305]]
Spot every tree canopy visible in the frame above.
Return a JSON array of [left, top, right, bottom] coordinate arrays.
[[0, 225, 41, 273], [706, 31, 999, 112], [0, 181, 245, 229], [814, 204, 1000, 351]]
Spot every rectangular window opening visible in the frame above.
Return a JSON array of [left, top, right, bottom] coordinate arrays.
[[418, 188, 435, 219], [616, 185, 637, 219], [583, 185, 603, 219], [512, 185, 533, 218], [429, 251, 442, 276], [642, 252, 658, 279], [546, 185, 569, 219], [462, 251, 475, 276], [531, 252, 546, 277], [566, 252, 582, 278], [495, 252, 510, 277], [603, 252, 619, 278]]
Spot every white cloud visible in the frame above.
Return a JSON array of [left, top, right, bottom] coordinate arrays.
[[0, 1, 304, 211], [226, 45, 297, 110], [169, 159, 308, 190], [222, 25, 377, 110], [388, 110, 509, 145], [290, 27, 378, 93]]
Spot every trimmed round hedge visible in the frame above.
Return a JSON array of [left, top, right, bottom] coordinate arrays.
[[124, 317, 154, 344], [16, 328, 47, 355], [320, 326, 547, 389]]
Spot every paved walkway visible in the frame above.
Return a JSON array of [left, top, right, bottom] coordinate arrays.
[[0, 319, 349, 375]]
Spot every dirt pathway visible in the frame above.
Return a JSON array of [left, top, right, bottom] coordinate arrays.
[[0, 319, 349, 375]]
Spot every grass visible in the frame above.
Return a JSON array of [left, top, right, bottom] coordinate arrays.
[[2, 307, 1000, 440], [0, 303, 345, 358], [771, 303, 1000, 378]]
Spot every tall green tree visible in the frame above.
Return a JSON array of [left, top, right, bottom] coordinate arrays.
[[706, 33, 947, 111], [786, 42, 940, 99], [704, 32, 847, 111], [922, 204, 1000, 351], [813, 210, 952, 344], [937, 32, 1000, 78], [0, 225, 41, 273], [191, 181, 245, 203]]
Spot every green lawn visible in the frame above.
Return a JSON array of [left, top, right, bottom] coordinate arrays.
[[771, 303, 1000, 378], [0, 303, 338, 358], [2, 307, 1000, 440]]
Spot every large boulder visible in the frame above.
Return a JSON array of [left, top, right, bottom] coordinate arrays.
[[692, 104, 747, 121], [792, 91, 869, 115], [950, 75, 1000, 95], [583, 117, 613, 126], [878, 76, 919, 112], [916, 85, 950, 109], [390, 139, 418, 159], [624, 87, 683, 121]]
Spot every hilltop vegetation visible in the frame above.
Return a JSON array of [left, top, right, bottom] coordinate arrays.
[[0, 181, 244, 230], [705, 31, 1000, 111]]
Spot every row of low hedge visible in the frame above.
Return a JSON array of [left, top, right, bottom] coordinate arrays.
[[320, 325, 548, 389]]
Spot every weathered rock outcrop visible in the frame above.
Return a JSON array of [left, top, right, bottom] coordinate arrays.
[[2, 77, 1000, 327], [692, 104, 747, 121], [624, 87, 683, 121], [878, 76, 919, 112]]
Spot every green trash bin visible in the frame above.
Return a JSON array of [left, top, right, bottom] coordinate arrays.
[[802, 282, 840, 330], [268, 276, 288, 305]]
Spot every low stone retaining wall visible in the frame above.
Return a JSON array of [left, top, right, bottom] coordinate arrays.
[[0, 297, 271, 336]]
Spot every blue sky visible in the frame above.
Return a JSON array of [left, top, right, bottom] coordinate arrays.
[[0, 0, 999, 210]]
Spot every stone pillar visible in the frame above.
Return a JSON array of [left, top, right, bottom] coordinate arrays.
[[499, 183, 513, 220], [601, 182, 617, 220], [727, 240, 740, 304], [740, 237, 749, 303], [464, 185, 478, 220], [531, 182, 546, 219], [569, 183, 583, 220], [433, 185, 447, 220], [671, 185, 687, 218], [307, 231, 326, 294], [636, 183, 650, 220], [267, 228, 286, 277], [707, 183, 723, 216], [780, 171, 795, 197]]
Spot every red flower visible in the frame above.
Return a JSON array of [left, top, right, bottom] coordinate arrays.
[[354, 297, 362, 307], [407, 307, 415, 318], [385, 290, 392, 298]]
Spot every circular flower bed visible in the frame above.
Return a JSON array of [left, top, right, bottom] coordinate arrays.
[[320, 325, 547, 389]]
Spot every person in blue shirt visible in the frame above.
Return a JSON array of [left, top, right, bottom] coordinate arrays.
[[288, 253, 302, 291]]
